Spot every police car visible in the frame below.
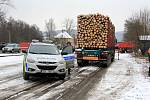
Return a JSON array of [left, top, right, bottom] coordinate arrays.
[[23, 42, 68, 80]]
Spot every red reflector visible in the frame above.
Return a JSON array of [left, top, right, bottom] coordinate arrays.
[[102, 52, 108, 55]]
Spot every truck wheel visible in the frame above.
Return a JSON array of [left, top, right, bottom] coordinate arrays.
[[102, 58, 110, 68], [102, 62, 108, 68], [77, 62, 82, 66], [77, 60, 83, 67], [23, 72, 30, 80], [59, 74, 66, 80], [83, 60, 89, 66]]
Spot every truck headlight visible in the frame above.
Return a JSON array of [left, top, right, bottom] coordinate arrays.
[[27, 58, 35, 63]]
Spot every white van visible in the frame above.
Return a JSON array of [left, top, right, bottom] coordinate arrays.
[[23, 42, 67, 80]]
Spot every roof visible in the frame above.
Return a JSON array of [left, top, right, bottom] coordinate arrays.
[[30, 42, 55, 46], [54, 31, 72, 39], [116, 42, 135, 48]]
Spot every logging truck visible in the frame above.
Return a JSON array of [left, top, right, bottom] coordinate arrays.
[[75, 13, 115, 67]]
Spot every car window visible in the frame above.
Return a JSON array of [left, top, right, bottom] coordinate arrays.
[[6, 44, 15, 47], [29, 44, 59, 55], [62, 46, 73, 54]]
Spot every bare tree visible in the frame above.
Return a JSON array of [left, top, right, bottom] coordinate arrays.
[[45, 18, 56, 40], [63, 18, 75, 35], [138, 9, 150, 35], [123, 8, 150, 52], [0, 0, 12, 24], [0, 0, 11, 5]]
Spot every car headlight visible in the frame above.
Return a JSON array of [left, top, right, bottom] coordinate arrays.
[[27, 57, 35, 63]]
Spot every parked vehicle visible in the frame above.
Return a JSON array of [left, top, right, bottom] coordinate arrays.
[[23, 42, 67, 80], [19, 42, 30, 52], [2, 43, 20, 53], [76, 13, 115, 67], [0, 42, 7, 50]]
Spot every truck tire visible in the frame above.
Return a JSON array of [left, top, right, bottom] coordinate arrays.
[[77, 62, 83, 67], [23, 72, 30, 80], [102, 62, 108, 68], [77, 60, 89, 67], [77, 60, 83, 66], [102, 56, 111, 68], [83, 60, 89, 66]]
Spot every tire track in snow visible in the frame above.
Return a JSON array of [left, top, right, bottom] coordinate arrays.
[[9, 80, 64, 100], [0, 77, 49, 100]]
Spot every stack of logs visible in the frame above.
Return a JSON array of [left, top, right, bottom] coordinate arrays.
[[77, 13, 115, 49]]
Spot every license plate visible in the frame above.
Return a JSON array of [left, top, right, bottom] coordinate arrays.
[[83, 57, 99, 60], [41, 70, 52, 73]]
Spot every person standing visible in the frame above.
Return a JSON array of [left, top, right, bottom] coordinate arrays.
[[62, 42, 75, 75], [148, 48, 150, 62], [148, 48, 150, 76]]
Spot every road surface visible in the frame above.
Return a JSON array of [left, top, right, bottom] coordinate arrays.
[[0, 53, 150, 100]]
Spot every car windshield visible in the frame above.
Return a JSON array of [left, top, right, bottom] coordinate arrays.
[[6, 44, 16, 47], [29, 44, 59, 55]]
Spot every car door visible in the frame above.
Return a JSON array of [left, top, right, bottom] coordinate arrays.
[[61, 46, 75, 68]]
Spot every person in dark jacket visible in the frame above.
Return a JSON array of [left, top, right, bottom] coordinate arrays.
[[148, 48, 150, 76]]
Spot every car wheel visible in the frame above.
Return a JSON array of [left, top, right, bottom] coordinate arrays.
[[58, 74, 66, 80], [23, 72, 30, 80], [11, 50, 14, 53]]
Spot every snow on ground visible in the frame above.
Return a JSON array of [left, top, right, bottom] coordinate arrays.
[[0, 55, 24, 79], [84, 53, 150, 100], [118, 55, 150, 100], [0, 64, 22, 79], [1, 53, 150, 100], [0, 55, 24, 67], [37, 66, 99, 100]]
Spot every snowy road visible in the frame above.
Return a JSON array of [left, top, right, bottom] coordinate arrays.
[[0, 55, 99, 100], [57, 54, 150, 100], [76, 54, 150, 100], [0, 53, 150, 100]]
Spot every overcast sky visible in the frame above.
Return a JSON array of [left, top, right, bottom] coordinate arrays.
[[7, 0, 150, 32]]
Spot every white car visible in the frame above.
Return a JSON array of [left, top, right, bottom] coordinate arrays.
[[2, 43, 20, 53], [23, 42, 67, 80]]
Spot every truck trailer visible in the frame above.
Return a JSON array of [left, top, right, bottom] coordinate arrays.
[[76, 13, 115, 67]]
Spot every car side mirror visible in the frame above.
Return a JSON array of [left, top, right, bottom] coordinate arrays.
[[61, 52, 68, 55]]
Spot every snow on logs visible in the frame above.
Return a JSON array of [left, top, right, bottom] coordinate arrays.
[[77, 13, 115, 49]]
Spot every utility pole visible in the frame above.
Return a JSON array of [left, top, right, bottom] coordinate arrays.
[[8, 22, 11, 43], [8, 30, 11, 43]]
